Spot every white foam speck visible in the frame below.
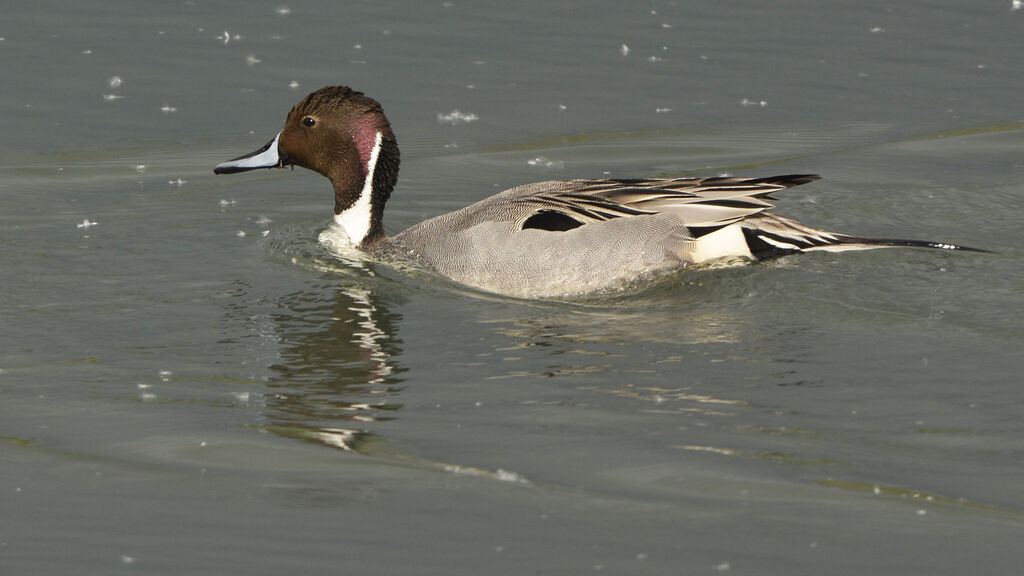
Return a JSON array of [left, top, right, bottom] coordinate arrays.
[[289, 80, 299, 89], [254, 216, 273, 226], [354, 44, 362, 50], [494, 469, 526, 483], [120, 555, 136, 565], [217, 30, 241, 44], [655, 107, 673, 113], [219, 199, 236, 207], [275, 5, 291, 15], [134, 165, 146, 173], [715, 562, 731, 572], [102, 94, 123, 102], [1013, 0, 1022, 10], [916, 509, 927, 516], [870, 27, 885, 33], [107, 76, 123, 88], [168, 178, 186, 186], [437, 109, 479, 124], [443, 464, 529, 484], [527, 156, 564, 169], [236, 230, 247, 237], [77, 219, 97, 229], [159, 370, 172, 380], [620, 43, 630, 56], [740, 98, 768, 107], [160, 104, 177, 113], [558, 104, 567, 110], [246, 54, 261, 66]]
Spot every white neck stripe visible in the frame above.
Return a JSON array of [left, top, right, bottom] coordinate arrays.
[[335, 131, 382, 246]]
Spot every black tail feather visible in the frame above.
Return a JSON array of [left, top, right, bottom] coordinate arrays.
[[742, 227, 991, 261], [749, 174, 822, 187], [836, 236, 993, 253]]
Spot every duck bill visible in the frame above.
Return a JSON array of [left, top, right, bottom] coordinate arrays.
[[214, 131, 286, 174]]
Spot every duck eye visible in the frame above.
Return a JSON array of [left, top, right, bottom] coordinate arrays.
[[302, 116, 316, 127]]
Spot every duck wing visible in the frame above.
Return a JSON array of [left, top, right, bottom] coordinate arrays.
[[510, 174, 820, 233]]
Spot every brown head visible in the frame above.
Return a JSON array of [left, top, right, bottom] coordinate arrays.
[[215, 86, 400, 247]]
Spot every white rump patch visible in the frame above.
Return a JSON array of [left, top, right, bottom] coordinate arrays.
[[689, 224, 754, 263], [334, 131, 382, 246]]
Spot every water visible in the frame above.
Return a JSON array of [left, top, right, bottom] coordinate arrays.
[[3, 1, 1023, 574]]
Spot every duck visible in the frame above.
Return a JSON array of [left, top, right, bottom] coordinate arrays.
[[214, 85, 981, 298]]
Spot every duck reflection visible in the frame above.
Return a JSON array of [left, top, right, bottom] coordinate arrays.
[[263, 282, 404, 452], [253, 263, 759, 455]]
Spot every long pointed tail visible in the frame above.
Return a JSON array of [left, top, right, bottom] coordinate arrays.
[[810, 236, 989, 253], [741, 214, 989, 260]]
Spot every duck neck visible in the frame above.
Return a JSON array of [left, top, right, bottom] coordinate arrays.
[[332, 130, 399, 248]]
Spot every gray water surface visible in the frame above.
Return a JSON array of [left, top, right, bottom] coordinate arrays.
[[3, 1, 1023, 574]]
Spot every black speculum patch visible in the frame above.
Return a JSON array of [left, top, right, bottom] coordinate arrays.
[[522, 210, 585, 232]]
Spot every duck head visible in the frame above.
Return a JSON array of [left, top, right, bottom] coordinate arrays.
[[214, 86, 400, 247]]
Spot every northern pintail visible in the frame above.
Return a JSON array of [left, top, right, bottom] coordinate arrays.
[[214, 85, 980, 298]]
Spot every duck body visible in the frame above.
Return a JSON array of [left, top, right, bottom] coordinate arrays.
[[384, 177, 824, 297], [215, 86, 980, 298], [385, 180, 697, 297]]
